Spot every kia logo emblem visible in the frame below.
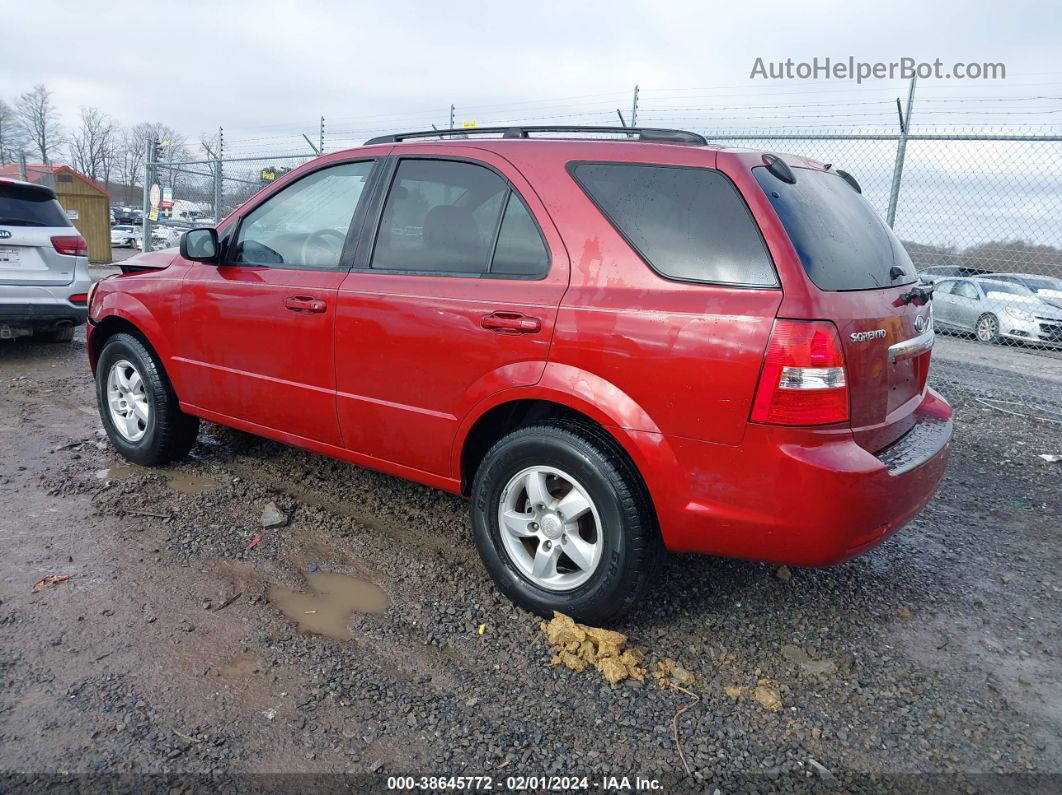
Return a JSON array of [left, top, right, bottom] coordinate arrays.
[[0, 230, 10, 239], [915, 315, 927, 332]]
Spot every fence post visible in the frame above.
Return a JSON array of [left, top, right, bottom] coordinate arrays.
[[631, 85, 640, 128], [214, 126, 224, 224], [886, 76, 917, 228], [319, 116, 325, 154], [18, 151, 27, 181], [142, 138, 154, 253], [449, 104, 455, 130]]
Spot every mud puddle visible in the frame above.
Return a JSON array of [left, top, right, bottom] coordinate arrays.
[[268, 572, 389, 639], [95, 463, 221, 494]]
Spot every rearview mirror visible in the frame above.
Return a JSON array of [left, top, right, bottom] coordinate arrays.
[[180, 227, 219, 263]]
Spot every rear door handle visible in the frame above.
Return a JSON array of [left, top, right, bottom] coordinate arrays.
[[284, 296, 327, 314], [480, 311, 541, 334]]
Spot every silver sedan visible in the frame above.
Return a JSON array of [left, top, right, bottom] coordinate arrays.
[[932, 277, 1062, 346]]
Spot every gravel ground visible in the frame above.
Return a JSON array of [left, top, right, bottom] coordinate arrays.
[[0, 329, 1060, 793]]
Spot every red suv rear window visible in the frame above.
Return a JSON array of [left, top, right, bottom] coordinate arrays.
[[570, 163, 778, 287], [754, 166, 917, 292]]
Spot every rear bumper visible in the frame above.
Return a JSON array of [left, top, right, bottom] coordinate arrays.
[[0, 303, 87, 330], [0, 268, 92, 331], [654, 388, 953, 565]]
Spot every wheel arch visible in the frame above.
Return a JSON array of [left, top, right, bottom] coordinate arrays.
[[453, 365, 678, 527], [89, 300, 178, 394]]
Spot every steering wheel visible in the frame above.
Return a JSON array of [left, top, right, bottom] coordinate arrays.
[[300, 228, 347, 265]]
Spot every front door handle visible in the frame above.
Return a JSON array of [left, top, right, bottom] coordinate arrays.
[[481, 311, 541, 334], [284, 295, 327, 314]]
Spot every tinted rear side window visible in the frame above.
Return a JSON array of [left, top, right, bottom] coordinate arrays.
[[372, 159, 508, 274], [754, 166, 917, 291], [0, 183, 71, 227], [571, 163, 777, 287], [491, 193, 549, 277]]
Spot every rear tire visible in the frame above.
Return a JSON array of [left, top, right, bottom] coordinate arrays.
[[975, 313, 1000, 344], [96, 332, 199, 465], [470, 419, 663, 624], [34, 326, 75, 343]]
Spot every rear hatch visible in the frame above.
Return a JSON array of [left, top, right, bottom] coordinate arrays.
[[754, 164, 932, 452], [0, 180, 79, 287]]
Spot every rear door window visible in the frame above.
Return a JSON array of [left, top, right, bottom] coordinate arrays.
[[371, 158, 549, 278], [570, 163, 777, 287], [490, 193, 549, 277], [755, 166, 917, 291], [0, 183, 72, 228]]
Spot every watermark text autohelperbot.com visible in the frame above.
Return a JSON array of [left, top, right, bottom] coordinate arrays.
[[750, 56, 1005, 82]]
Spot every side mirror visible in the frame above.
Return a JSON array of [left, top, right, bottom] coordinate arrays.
[[180, 227, 219, 263]]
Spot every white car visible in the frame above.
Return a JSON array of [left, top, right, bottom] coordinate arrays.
[[1, 178, 92, 343], [110, 225, 141, 248], [134, 225, 182, 250], [933, 277, 1062, 346]]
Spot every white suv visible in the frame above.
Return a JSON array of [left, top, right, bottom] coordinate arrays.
[[0, 178, 92, 342]]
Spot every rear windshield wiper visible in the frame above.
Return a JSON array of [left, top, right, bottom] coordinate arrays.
[[899, 284, 933, 305]]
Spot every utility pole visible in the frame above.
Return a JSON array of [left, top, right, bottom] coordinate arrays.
[[449, 104, 455, 130], [886, 75, 917, 228], [213, 126, 224, 225], [631, 85, 640, 128], [320, 116, 325, 154], [142, 138, 155, 252]]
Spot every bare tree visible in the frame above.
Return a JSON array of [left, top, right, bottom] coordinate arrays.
[[68, 106, 118, 181], [0, 100, 25, 166], [15, 84, 62, 164], [153, 126, 188, 193], [114, 123, 150, 192]]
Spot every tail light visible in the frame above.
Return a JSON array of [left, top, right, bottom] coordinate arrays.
[[51, 235, 88, 257], [751, 319, 849, 425], [68, 293, 88, 305]]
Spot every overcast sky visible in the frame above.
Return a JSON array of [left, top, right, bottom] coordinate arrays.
[[2, 0, 1060, 149], [3, 0, 1060, 247]]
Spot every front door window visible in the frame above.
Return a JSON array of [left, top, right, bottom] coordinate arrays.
[[232, 161, 374, 269]]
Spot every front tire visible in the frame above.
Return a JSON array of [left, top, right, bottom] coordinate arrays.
[[471, 420, 663, 624], [96, 332, 199, 465], [975, 313, 1000, 344]]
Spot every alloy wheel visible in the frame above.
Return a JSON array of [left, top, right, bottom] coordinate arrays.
[[976, 315, 998, 342], [497, 466, 603, 591], [106, 358, 150, 442]]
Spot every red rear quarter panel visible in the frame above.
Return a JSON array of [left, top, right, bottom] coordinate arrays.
[[497, 142, 783, 447]]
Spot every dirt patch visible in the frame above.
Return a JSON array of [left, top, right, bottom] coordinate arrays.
[[1, 331, 1061, 788]]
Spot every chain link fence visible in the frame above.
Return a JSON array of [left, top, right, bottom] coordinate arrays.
[[706, 128, 1062, 417], [144, 153, 316, 248], [142, 126, 1062, 419]]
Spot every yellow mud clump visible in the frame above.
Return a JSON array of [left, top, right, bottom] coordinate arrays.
[[540, 612, 685, 686], [724, 679, 783, 711], [541, 612, 650, 684], [655, 658, 696, 689]]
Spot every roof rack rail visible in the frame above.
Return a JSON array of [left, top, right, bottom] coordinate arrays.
[[364, 125, 707, 146]]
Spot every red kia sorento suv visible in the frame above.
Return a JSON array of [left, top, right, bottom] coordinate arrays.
[[87, 126, 951, 622]]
